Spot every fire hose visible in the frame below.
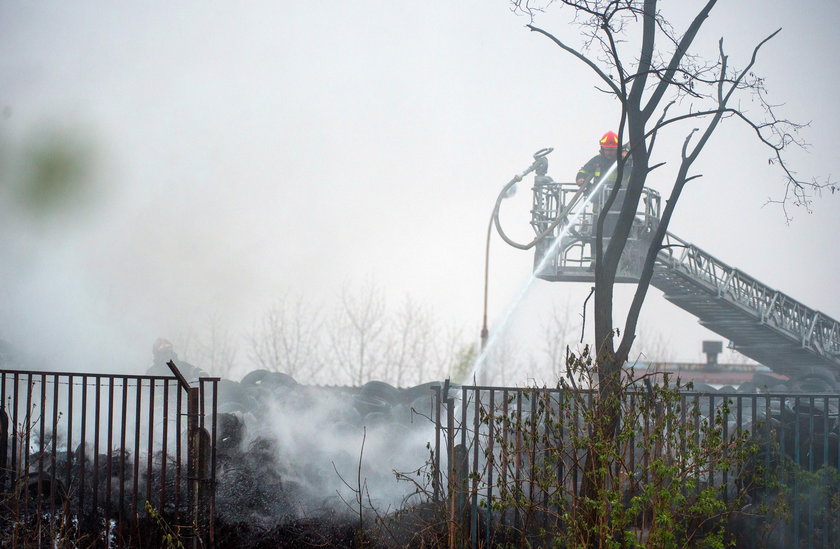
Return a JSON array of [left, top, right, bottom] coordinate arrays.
[[491, 147, 589, 251]]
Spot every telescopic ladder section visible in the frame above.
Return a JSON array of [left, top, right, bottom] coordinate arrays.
[[531, 180, 840, 379], [652, 233, 840, 378]]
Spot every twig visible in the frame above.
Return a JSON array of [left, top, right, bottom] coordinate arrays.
[[580, 286, 595, 344]]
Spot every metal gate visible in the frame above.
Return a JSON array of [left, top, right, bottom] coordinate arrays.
[[434, 385, 840, 548], [0, 361, 218, 548]]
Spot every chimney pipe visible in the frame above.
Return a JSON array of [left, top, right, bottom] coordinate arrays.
[[702, 340, 723, 368]]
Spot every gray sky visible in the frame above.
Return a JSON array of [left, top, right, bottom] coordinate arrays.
[[1, 1, 838, 379]]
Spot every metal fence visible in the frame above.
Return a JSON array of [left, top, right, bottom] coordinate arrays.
[[433, 385, 840, 548], [0, 362, 218, 548]]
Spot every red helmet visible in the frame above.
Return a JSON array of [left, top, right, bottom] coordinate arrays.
[[599, 131, 619, 149]]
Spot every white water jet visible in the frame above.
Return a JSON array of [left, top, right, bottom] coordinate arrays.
[[470, 161, 621, 383]]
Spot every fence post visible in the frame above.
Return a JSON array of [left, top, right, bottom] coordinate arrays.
[[167, 361, 211, 548], [445, 388, 470, 549], [190, 425, 210, 548], [454, 444, 470, 547], [187, 387, 203, 548], [446, 396, 456, 549], [433, 386, 442, 502], [0, 408, 7, 491]]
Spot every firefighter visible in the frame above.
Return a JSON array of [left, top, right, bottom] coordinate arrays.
[[575, 130, 623, 188], [146, 337, 208, 379], [573, 131, 630, 255]]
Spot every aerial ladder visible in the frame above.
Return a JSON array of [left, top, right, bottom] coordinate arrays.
[[512, 151, 840, 383]]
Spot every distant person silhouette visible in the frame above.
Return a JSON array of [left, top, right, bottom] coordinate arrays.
[[146, 337, 208, 380]]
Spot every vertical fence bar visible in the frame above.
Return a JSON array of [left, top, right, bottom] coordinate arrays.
[[572, 391, 580, 498], [642, 389, 651, 486], [460, 387, 467, 454], [630, 391, 637, 499], [486, 388, 495, 548], [106, 377, 114, 523], [527, 390, 537, 538], [118, 377, 128, 530], [836, 394, 840, 471], [93, 376, 101, 527], [471, 388, 480, 549], [834, 395, 840, 545], [175, 384, 182, 523], [433, 386, 441, 502], [210, 379, 218, 549], [735, 393, 742, 478], [557, 389, 565, 531], [541, 390, 550, 535], [749, 391, 757, 548], [764, 391, 771, 545], [694, 393, 701, 487], [501, 389, 509, 529], [66, 374, 74, 510], [821, 396, 829, 468], [23, 373, 33, 510], [793, 395, 800, 547], [80, 375, 88, 519], [133, 379, 142, 521], [514, 390, 522, 536], [200, 381, 206, 432], [721, 394, 729, 499], [446, 395, 455, 547], [653, 388, 663, 497], [459, 385, 467, 546], [188, 385, 200, 548], [161, 379, 169, 513], [50, 373, 59, 517], [808, 395, 815, 549], [820, 396, 828, 549], [147, 378, 155, 510], [11, 373, 19, 492], [709, 393, 716, 488], [0, 373, 6, 493], [37, 373, 46, 519]]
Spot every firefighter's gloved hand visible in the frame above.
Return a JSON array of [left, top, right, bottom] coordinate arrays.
[[576, 178, 585, 186]]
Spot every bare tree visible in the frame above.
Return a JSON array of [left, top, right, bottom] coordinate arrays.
[[428, 321, 473, 383], [631, 323, 674, 365], [327, 280, 388, 386], [382, 295, 433, 387], [192, 312, 239, 379], [513, 0, 830, 516], [540, 298, 576, 380], [244, 284, 474, 387], [247, 294, 323, 381]]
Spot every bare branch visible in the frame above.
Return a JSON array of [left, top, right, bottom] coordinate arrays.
[[527, 24, 622, 96], [642, 0, 718, 120], [646, 99, 674, 156], [579, 286, 595, 344]]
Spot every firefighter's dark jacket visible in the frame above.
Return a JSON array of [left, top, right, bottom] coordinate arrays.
[[576, 153, 619, 186]]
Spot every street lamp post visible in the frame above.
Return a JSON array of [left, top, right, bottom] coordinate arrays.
[[479, 148, 553, 386], [479, 178, 519, 386], [480, 211, 493, 352]]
